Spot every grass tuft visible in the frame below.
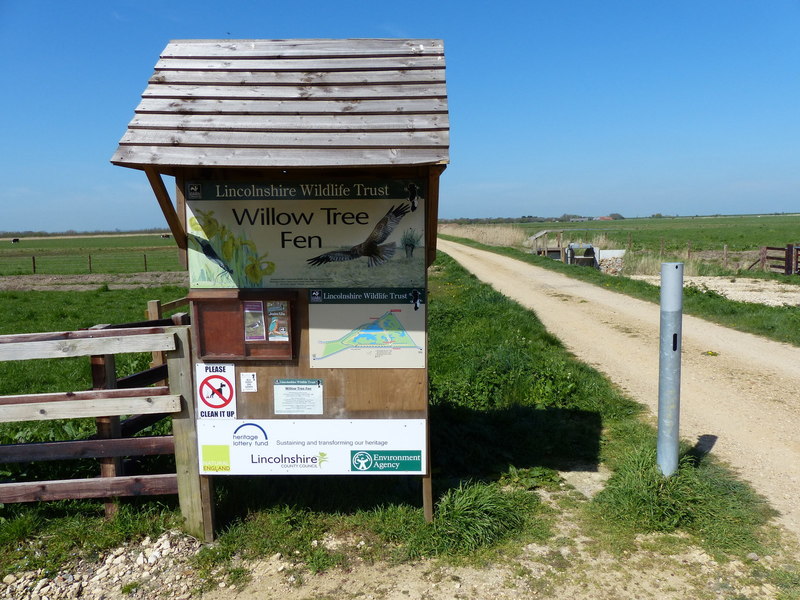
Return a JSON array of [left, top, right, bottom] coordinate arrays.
[[406, 482, 539, 558], [589, 444, 776, 557], [390, 482, 539, 559]]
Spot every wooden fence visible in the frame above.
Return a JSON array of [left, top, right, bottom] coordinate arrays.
[[0, 314, 213, 540], [759, 244, 800, 275], [0, 250, 183, 276]]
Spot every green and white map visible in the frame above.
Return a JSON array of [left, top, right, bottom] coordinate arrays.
[[309, 304, 425, 368]]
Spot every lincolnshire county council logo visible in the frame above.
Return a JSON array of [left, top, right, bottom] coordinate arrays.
[[352, 451, 373, 471], [310, 289, 323, 303]]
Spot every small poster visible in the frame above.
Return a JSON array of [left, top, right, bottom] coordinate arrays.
[[274, 379, 323, 415], [195, 363, 237, 419], [240, 372, 258, 393], [267, 301, 290, 342], [243, 301, 266, 342]]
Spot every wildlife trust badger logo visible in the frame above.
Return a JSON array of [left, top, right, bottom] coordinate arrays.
[[187, 183, 202, 200]]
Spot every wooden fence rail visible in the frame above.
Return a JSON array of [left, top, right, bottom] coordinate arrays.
[[0, 251, 183, 276], [0, 319, 212, 539]]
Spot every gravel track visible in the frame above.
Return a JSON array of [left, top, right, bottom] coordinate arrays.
[[438, 239, 800, 541]]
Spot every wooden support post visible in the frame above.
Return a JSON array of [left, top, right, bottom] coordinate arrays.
[[723, 244, 728, 269], [168, 327, 215, 541], [91, 353, 121, 518], [422, 419, 433, 522], [558, 232, 564, 262], [425, 165, 444, 268], [759, 247, 767, 271], [146, 300, 167, 385], [786, 244, 793, 275], [422, 475, 433, 523], [145, 168, 188, 269]]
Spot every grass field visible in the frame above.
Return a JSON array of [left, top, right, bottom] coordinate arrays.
[[0, 234, 182, 275], [1, 254, 796, 595], [519, 213, 800, 253], [442, 214, 800, 277]]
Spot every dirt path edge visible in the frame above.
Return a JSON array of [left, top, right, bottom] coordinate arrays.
[[437, 239, 800, 542]]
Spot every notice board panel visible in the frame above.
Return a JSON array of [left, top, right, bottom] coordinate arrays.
[[186, 179, 427, 290]]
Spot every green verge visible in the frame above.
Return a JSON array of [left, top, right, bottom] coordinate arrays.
[[0, 256, 793, 591], [439, 234, 800, 347], [517, 213, 800, 253]]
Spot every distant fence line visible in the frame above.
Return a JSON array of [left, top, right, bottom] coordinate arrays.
[[0, 251, 183, 276]]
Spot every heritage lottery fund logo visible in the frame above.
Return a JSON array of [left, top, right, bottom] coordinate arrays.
[[351, 451, 422, 472]]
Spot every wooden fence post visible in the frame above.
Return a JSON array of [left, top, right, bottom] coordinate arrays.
[[147, 300, 167, 385], [723, 244, 728, 269], [786, 244, 793, 275], [794, 244, 800, 275], [91, 353, 121, 518], [759, 247, 767, 271], [168, 326, 215, 541]]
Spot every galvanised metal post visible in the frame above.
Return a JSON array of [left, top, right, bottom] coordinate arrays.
[[657, 262, 684, 477]]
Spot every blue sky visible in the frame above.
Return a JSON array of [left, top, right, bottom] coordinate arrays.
[[1, 1, 798, 232]]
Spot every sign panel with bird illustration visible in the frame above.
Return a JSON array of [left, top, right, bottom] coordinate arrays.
[[186, 180, 426, 290]]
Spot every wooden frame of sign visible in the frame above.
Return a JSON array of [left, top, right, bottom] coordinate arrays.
[[111, 39, 449, 539]]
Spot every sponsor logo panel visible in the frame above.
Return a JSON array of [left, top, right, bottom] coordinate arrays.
[[196, 419, 425, 475]]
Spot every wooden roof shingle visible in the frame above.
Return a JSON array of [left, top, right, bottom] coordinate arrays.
[[111, 38, 449, 170]]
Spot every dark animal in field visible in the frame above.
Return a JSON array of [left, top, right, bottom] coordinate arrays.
[[189, 234, 233, 276], [306, 203, 411, 267], [11, 238, 19, 243]]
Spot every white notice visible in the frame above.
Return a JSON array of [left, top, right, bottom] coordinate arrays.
[[240, 372, 258, 393], [274, 379, 323, 415]]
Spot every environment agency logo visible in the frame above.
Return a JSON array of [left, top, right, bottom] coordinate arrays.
[[351, 451, 373, 471], [350, 450, 422, 472]]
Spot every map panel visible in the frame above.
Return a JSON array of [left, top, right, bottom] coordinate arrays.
[[308, 303, 425, 368]]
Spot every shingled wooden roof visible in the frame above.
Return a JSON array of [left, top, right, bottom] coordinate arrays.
[[111, 38, 449, 170]]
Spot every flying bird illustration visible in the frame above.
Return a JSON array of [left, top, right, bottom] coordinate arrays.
[[406, 183, 419, 212], [306, 203, 411, 267], [189, 234, 233, 276]]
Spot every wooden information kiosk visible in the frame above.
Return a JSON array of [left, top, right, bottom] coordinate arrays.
[[112, 39, 449, 538]]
